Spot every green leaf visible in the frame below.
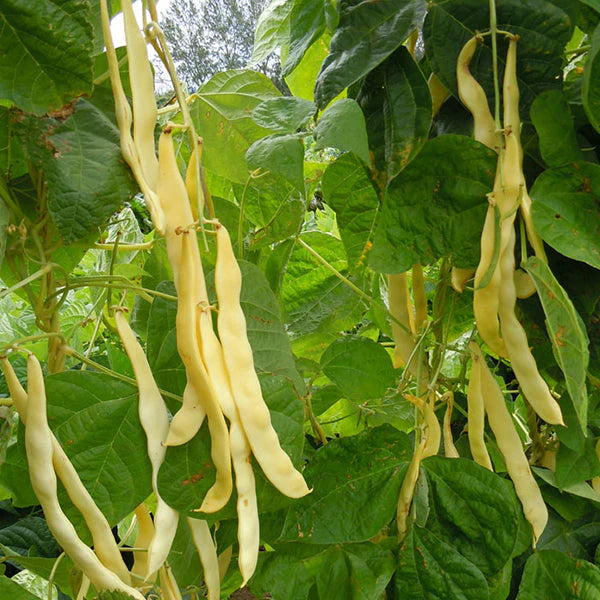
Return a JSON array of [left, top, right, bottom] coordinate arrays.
[[252, 97, 316, 133], [523, 257, 589, 432], [283, 0, 327, 76], [0, 576, 39, 600], [423, 0, 573, 108], [0, 0, 94, 114], [16, 97, 138, 243], [582, 22, 600, 132], [285, 31, 332, 101], [314, 543, 395, 600], [281, 231, 365, 336], [168, 517, 204, 589], [355, 46, 432, 185], [279, 425, 412, 544], [517, 550, 600, 599], [530, 163, 600, 270], [246, 134, 305, 194], [315, 0, 427, 108], [0, 516, 59, 558], [530, 90, 584, 167], [424, 456, 520, 577], [554, 438, 600, 488], [313, 99, 370, 165], [250, 550, 314, 600], [321, 153, 380, 272], [251, 0, 294, 65], [533, 466, 600, 502], [320, 336, 395, 401], [0, 108, 27, 180], [396, 526, 489, 600], [146, 282, 185, 398], [0, 196, 8, 269], [370, 135, 497, 273], [189, 70, 281, 184], [0, 545, 73, 597]]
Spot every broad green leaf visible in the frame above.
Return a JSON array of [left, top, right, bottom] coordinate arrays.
[[281, 231, 365, 336], [517, 550, 600, 599], [158, 374, 304, 517], [0, 516, 59, 558], [355, 46, 432, 185], [251, 0, 294, 65], [554, 438, 600, 488], [0, 576, 39, 600], [313, 543, 395, 600], [279, 425, 412, 544], [283, 0, 327, 76], [16, 97, 138, 243], [310, 384, 343, 415], [0, 108, 27, 180], [189, 70, 280, 184], [285, 31, 332, 101], [396, 526, 490, 600], [252, 97, 316, 133], [424, 457, 520, 577], [320, 336, 395, 401], [250, 551, 313, 600], [533, 466, 600, 502], [0, 545, 73, 597], [370, 135, 497, 273], [530, 163, 600, 270], [537, 511, 600, 557], [579, 0, 600, 10], [582, 22, 600, 132], [530, 90, 584, 167], [313, 99, 370, 165], [315, 0, 427, 108], [523, 257, 589, 432], [0, 433, 37, 507], [423, 0, 573, 108], [321, 153, 380, 272], [0, 0, 94, 114], [246, 134, 305, 194]]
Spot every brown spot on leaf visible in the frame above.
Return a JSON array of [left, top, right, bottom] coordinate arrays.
[[555, 326, 567, 347]]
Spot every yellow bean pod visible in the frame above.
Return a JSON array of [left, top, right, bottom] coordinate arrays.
[[215, 224, 310, 498], [442, 392, 460, 459], [469, 342, 547, 544], [1, 357, 132, 585], [24, 355, 144, 599], [466, 354, 493, 471], [497, 230, 564, 425], [187, 518, 220, 600], [411, 264, 428, 333], [456, 36, 498, 151], [122, 0, 159, 190]]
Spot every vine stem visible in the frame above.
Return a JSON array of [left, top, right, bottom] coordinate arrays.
[[489, 0, 505, 188], [295, 238, 411, 335], [62, 346, 182, 402]]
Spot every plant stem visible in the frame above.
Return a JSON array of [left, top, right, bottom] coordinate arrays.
[[62, 346, 182, 401]]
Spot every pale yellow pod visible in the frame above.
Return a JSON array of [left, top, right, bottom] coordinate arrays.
[[157, 129, 207, 302], [1, 358, 133, 586], [442, 392, 460, 459], [411, 264, 428, 333], [168, 232, 233, 513], [387, 273, 429, 384], [185, 140, 204, 222], [427, 72, 450, 118], [397, 438, 426, 541], [451, 266, 475, 293], [456, 36, 498, 151], [187, 518, 220, 600], [24, 355, 145, 599], [131, 503, 157, 586], [498, 230, 564, 425], [470, 342, 548, 544], [122, 0, 159, 190], [215, 225, 310, 498], [114, 310, 180, 576], [159, 565, 183, 600], [514, 269, 537, 299], [196, 309, 259, 584], [422, 399, 441, 459], [465, 354, 493, 471]]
